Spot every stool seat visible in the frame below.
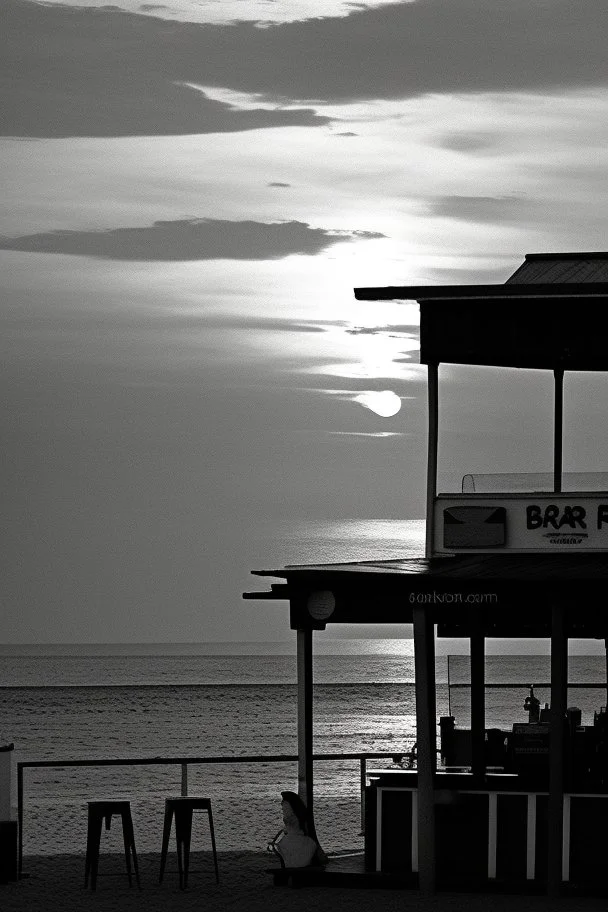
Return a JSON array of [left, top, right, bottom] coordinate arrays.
[[84, 800, 140, 891], [159, 797, 219, 889]]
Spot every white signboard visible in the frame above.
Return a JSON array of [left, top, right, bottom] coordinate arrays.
[[433, 494, 608, 554]]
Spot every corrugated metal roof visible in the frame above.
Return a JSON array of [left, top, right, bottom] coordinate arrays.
[[507, 252, 608, 284]]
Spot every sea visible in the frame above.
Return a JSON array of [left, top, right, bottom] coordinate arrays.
[[2, 517, 607, 858], [2, 643, 608, 859]]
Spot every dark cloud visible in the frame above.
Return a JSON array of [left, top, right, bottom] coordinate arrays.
[[427, 195, 530, 224], [347, 326, 410, 337], [202, 315, 333, 333], [346, 322, 419, 336], [3, 0, 607, 138], [0, 217, 384, 261], [335, 131, 358, 136], [434, 131, 501, 153], [267, 182, 291, 187], [1, 2, 330, 137]]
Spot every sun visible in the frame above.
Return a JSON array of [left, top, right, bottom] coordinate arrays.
[[354, 390, 402, 417]]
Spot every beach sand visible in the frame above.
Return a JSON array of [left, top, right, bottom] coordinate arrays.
[[4, 850, 608, 912], [9, 794, 608, 910], [19, 795, 364, 856]]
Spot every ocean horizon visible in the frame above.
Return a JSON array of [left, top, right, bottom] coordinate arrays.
[[1, 637, 605, 656]]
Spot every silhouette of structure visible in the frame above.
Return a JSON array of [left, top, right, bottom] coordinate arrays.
[[246, 253, 608, 895]]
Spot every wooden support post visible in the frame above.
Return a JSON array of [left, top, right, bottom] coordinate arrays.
[[604, 638, 608, 710], [296, 627, 316, 836], [548, 604, 567, 897], [470, 611, 485, 779], [413, 605, 436, 893], [425, 363, 439, 559], [553, 368, 564, 494]]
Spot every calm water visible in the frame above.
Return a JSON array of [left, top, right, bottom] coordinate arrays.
[[2, 646, 607, 856]]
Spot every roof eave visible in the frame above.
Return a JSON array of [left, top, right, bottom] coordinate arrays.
[[354, 282, 608, 301]]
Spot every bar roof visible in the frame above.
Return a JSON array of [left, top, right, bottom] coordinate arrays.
[[249, 553, 608, 582], [245, 554, 608, 634], [507, 252, 608, 284], [354, 252, 608, 301], [353, 281, 608, 301], [354, 252, 608, 369]]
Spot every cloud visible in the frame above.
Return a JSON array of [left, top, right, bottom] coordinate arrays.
[[3, 0, 608, 137], [324, 431, 406, 438], [434, 131, 501, 153], [423, 263, 518, 284], [202, 316, 336, 333], [427, 195, 531, 225], [346, 322, 418, 336], [0, 218, 384, 261], [1, 2, 330, 137], [267, 182, 291, 187]]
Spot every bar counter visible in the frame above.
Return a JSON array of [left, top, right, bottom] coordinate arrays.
[[365, 767, 608, 888]]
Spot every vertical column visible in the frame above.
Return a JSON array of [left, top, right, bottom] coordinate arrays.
[[470, 611, 486, 778], [487, 793, 497, 878], [0, 744, 17, 883], [0, 744, 13, 822], [548, 604, 567, 896], [562, 794, 571, 882], [425, 363, 439, 559], [604, 638, 608, 710], [526, 794, 537, 880], [296, 627, 315, 833], [553, 368, 564, 494], [413, 605, 436, 893]]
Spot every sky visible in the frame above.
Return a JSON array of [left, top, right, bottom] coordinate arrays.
[[2, 0, 608, 644]]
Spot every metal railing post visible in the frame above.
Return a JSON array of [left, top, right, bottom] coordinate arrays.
[[181, 762, 188, 796], [359, 757, 366, 834], [17, 763, 23, 878]]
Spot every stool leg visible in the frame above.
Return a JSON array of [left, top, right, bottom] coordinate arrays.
[[207, 806, 220, 883], [129, 818, 141, 890], [175, 810, 184, 890], [175, 807, 193, 890], [84, 812, 94, 888], [182, 808, 193, 890], [84, 813, 93, 888], [122, 811, 141, 889], [121, 813, 133, 887], [86, 813, 103, 891], [159, 803, 173, 884]]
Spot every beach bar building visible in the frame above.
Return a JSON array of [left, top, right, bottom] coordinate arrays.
[[246, 253, 608, 896]]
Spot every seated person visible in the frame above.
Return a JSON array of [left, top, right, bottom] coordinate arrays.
[[269, 791, 327, 868]]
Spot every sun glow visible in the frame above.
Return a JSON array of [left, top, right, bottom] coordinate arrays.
[[353, 390, 402, 417]]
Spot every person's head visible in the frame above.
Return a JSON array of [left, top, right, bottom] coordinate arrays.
[[281, 790, 309, 834]]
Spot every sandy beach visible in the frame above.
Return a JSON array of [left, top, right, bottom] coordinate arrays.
[[4, 850, 608, 912]]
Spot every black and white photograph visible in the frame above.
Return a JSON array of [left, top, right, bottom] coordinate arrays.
[[2, 0, 608, 908]]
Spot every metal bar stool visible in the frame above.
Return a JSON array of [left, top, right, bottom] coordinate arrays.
[[159, 797, 219, 889], [84, 800, 140, 891]]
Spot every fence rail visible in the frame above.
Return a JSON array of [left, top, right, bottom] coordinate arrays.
[[17, 750, 412, 876]]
